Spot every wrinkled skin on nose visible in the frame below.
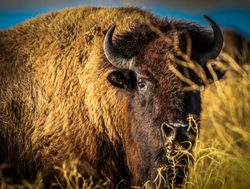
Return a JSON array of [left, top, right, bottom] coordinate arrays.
[[156, 119, 197, 187], [161, 121, 197, 153]]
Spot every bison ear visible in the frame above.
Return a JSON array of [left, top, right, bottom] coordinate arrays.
[[107, 70, 136, 90]]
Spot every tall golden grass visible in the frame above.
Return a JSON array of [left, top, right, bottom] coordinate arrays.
[[186, 56, 250, 189]]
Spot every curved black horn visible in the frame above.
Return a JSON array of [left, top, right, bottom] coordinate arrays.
[[103, 25, 133, 69], [200, 15, 223, 63]]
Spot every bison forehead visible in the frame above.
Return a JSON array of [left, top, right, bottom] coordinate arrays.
[[134, 48, 181, 89], [114, 22, 169, 58], [136, 37, 176, 69], [111, 22, 183, 77]]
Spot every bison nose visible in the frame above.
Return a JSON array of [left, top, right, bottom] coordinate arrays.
[[161, 122, 188, 137], [161, 123, 175, 137]]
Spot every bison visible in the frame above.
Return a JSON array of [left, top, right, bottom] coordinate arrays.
[[0, 7, 224, 188]]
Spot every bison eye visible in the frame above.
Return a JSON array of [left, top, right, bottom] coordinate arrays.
[[137, 80, 147, 90]]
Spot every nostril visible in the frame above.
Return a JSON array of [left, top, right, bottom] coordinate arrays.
[[161, 123, 175, 136]]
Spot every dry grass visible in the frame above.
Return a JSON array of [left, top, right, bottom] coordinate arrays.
[[166, 39, 249, 189], [187, 62, 250, 189]]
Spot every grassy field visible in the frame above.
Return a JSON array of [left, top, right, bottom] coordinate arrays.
[[184, 65, 250, 189]]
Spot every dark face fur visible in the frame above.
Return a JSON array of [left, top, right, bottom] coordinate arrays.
[[104, 17, 223, 187], [108, 38, 197, 186]]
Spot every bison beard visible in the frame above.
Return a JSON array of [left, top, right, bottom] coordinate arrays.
[[0, 6, 223, 188]]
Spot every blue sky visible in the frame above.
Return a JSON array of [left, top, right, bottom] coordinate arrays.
[[0, 1, 249, 37]]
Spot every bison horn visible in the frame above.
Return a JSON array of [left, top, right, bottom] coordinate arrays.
[[103, 25, 134, 69], [200, 15, 223, 63]]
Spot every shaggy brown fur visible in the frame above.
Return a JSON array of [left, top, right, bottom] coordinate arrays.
[[0, 6, 226, 187]]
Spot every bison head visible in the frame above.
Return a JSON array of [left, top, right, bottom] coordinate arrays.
[[101, 16, 223, 187]]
